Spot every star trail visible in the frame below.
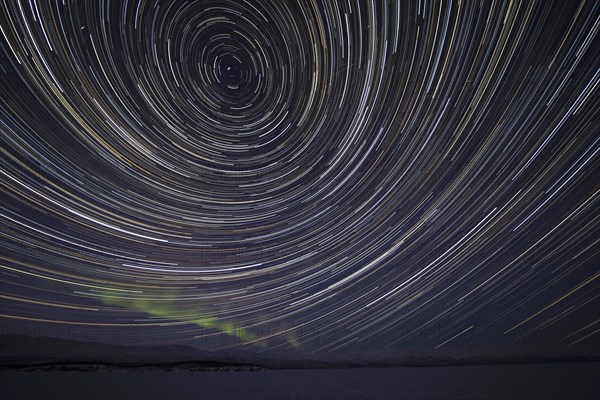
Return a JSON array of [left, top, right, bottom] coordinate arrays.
[[0, 0, 598, 355]]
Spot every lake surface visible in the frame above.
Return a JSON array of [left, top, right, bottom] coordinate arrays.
[[1, 362, 598, 399]]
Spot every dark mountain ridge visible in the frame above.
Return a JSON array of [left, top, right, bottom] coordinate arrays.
[[1, 334, 598, 371]]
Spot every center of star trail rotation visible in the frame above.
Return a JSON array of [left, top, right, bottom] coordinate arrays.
[[0, 0, 598, 354]]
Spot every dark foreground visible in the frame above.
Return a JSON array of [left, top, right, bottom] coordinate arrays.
[[1, 362, 598, 400]]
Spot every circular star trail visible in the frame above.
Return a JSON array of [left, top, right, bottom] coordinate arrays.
[[1, 0, 598, 353]]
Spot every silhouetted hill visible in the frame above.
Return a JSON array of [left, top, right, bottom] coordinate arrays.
[[1, 335, 598, 371]]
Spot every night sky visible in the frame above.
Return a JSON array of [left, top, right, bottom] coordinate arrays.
[[1, 0, 598, 357]]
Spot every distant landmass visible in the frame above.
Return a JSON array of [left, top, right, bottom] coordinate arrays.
[[1, 334, 598, 372]]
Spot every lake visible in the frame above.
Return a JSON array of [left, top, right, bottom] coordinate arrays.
[[1, 362, 598, 399]]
